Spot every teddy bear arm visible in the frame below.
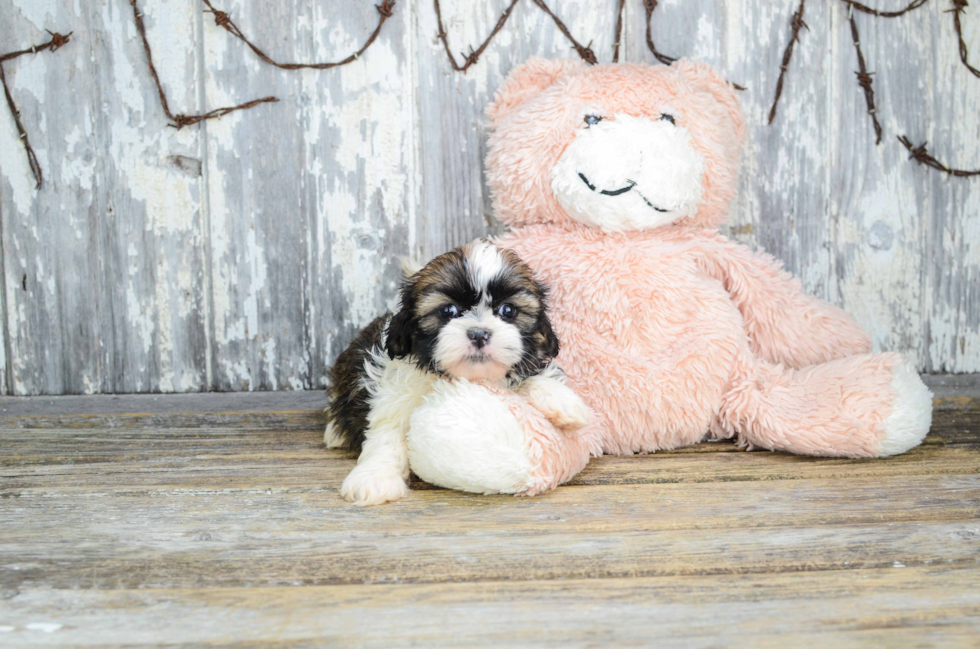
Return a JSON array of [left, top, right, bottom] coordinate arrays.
[[698, 235, 871, 368]]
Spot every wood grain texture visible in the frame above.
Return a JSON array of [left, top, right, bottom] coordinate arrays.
[[2, 566, 978, 646], [0, 0, 979, 395], [0, 392, 978, 644]]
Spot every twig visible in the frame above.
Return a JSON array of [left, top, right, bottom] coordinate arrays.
[[898, 135, 980, 176], [128, 0, 277, 129], [530, 0, 597, 64], [642, 0, 676, 65], [949, 0, 980, 78], [0, 31, 73, 190], [201, 0, 397, 70], [434, 0, 519, 72], [848, 11, 883, 144], [613, 0, 626, 63], [844, 0, 929, 17], [768, 0, 807, 124]]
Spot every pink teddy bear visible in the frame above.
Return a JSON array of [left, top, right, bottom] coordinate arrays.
[[406, 58, 932, 498], [487, 58, 932, 464]]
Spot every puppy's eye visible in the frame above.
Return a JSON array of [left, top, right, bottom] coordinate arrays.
[[439, 304, 460, 318], [584, 114, 602, 126], [497, 304, 517, 320], [660, 113, 675, 124]]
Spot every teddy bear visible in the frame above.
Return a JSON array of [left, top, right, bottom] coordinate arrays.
[[401, 58, 933, 499], [483, 57, 933, 460]]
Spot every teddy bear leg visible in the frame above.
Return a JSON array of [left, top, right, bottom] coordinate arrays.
[[718, 353, 933, 458], [407, 380, 598, 496]]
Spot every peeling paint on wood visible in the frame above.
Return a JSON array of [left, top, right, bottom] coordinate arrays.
[[0, 0, 978, 394]]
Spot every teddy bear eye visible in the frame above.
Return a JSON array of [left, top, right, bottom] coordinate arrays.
[[584, 114, 602, 126], [660, 113, 675, 124]]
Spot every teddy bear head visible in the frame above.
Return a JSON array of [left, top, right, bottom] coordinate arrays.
[[485, 58, 745, 233]]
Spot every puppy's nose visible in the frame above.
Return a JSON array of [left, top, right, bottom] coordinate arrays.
[[467, 328, 491, 349]]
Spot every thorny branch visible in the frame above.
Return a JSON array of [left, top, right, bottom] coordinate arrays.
[[898, 135, 980, 176], [128, 0, 277, 129], [434, 0, 520, 72], [949, 0, 980, 78], [0, 31, 73, 190], [201, 0, 397, 70], [643, 0, 677, 65], [848, 11, 883, 144], [433, 0, 597, 72], [768, 0, 807, 124], [530, 0, 597, 65], [845, 0, 929, 17]]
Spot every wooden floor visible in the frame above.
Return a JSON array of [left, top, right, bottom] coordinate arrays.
[[2, 378, 979, 647]]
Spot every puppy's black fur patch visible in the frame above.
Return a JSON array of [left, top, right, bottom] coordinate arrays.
[[325, 314, 387, 454]]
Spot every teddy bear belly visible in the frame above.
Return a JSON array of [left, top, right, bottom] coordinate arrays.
[[505, 233, 747, 454]]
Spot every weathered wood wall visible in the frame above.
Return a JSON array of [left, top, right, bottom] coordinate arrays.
[[0, 0, 978, 395]]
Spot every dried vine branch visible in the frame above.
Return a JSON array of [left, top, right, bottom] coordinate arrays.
[[949, 0, 980, 78], [201, 0, 397, 70], [128, 0, 276, 129], [612, 0, 626, 63], [847, 11, 883, 144], [845, 0, 929, 17], [0, 31, 73, 190], [434, 0, 520, 72], [530, 0, 598, 64], [898, 135, 980, 176], [642, 0, 677, 65], [768, 0, 807, 124]]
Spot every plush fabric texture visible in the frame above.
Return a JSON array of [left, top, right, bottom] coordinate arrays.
[[407, 379, 600, 495], [483, 57, 933, 463]]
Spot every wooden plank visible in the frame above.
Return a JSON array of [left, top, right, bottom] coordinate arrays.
[[0, 0, 210, 395], [201, 0, 420, 391], [3, 472, 978, 534], [923, 0, 980, 373], [1, 425, 978, 490], [0, 374, 975, 429], [1, 566, 976, 646], [1, 506, 977, 590], [0, 3, 111, 395], [828, 2, 929, 366]]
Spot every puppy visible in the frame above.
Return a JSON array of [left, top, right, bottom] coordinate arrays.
[[325, 240, 589, 506]]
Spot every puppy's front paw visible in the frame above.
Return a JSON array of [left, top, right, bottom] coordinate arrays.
[[340, 465, 409, 506], [546, 396, 591, 430], [524, 379, 591, 430]]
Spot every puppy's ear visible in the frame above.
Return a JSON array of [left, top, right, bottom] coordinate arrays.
[[539, 316, 560, 360], [385, 308, 414, 359]]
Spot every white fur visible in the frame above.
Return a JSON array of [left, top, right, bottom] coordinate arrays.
[[324, 421, 344, 448], [433, 309, 524, 382], [407, 380, 533, 495], [518, 363, 591, 429], [340, 353, 436, 506], [467, 240, 505, 292], [551, 113, 706, 233], [876, 359, 933, 457]]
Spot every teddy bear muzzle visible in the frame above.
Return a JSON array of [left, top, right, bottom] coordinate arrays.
[[550, 113, 708, 233]]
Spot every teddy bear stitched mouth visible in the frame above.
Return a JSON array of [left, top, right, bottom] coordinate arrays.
[[577, 172, 668, 213]]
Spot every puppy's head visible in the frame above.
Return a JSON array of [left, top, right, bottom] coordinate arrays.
[[386, 240, 559, 382]]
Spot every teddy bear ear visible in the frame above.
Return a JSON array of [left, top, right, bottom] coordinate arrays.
[[672, 58, 746, 144], [486, 57, 585, 125]]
